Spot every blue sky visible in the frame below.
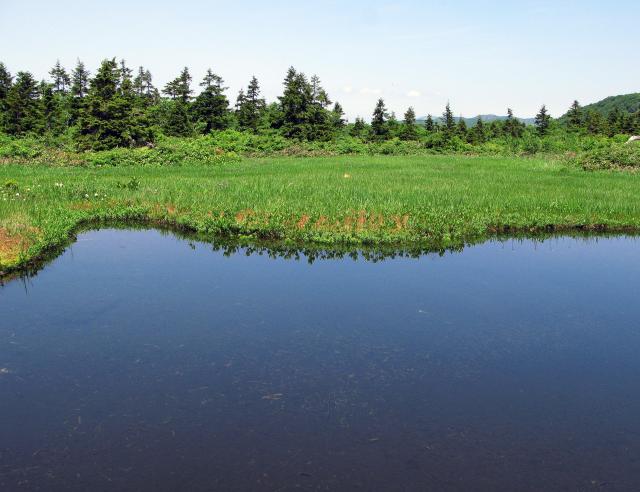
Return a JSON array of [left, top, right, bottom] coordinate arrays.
[[1, 0, 638, 119]]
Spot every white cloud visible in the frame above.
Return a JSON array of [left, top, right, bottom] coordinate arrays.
[[360, 87, 382, 96], [342, 86, 353, 94], [407, 90, 422, 98]]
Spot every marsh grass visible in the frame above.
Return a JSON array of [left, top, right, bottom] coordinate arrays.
[[1, 154, 640, 272]]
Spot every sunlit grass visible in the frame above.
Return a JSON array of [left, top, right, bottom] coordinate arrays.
[[1, 154, 640, 271]]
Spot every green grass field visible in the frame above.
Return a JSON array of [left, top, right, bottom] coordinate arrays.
[[1, 154, 640, 272]]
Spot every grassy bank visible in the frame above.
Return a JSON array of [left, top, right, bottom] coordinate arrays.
[[2, 154, 640, 273]]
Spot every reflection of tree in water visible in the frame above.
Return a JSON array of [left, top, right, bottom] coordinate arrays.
[[2, 220, 633, 283]]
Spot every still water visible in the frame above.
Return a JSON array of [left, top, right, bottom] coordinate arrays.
[[1, 229, 640, 491]]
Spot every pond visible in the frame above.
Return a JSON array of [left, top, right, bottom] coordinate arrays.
[[1, 229, 640, 491]]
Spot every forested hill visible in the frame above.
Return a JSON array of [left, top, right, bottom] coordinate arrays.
[[568, 93, 640, 117]]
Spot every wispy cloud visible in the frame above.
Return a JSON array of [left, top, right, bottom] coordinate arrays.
[[360, 87, 382, 96], [342, 86, 353, 94], [407, 90, 422, 98]]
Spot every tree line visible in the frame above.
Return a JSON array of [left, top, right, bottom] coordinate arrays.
[[0, 58, 638, 151]]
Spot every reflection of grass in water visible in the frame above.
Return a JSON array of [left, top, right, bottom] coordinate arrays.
[[1, 154, 640, 273]]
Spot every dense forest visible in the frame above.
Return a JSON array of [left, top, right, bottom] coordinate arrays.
[[0, 58, 639, 156]]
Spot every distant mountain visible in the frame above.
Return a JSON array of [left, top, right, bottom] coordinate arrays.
[[563, 93, 640, 118], [417, 114, 535, 127]]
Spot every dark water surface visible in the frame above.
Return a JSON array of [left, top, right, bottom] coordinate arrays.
[[2, 230, 640, 491]]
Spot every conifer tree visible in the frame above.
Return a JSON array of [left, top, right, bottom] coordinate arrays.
[[278, 67, 314, 140], [442, 102, 455, 136], [39, 80, 66, 134], [0, 62, 12, 130], [163, 67, 193, 103], [400, 106, 417, 140], [192, 68, 230, 133], [350, 117, 366, 137], [473, 116, 486, 143], [5, 71, 41, 135], [49, 60, 71, 94], [457, 117, 467, 138], [566, 100, 582, 130], [607, 108, 622, 136], [78, 58, 137, 149], [331, 102, 346, 130], [584, 109, 604, 135], [424, 114, 435, 133], [534, 105, 551, 136], [371, 98, 389, 140], [237, 76, 265, 132], [70, 60, 90, 98]]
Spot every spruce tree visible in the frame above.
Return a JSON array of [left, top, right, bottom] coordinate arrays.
[[5, 71, 42, 135], [442, 102, 455, 137], [371, 98, 389, 140], [331, 102, 346, 130], [566, 100, 582, 130], [237, 76, 265, 132], [70, 60, 90, 98], [78, 58, 137, 149], [49, 60, 70, 94], [534, 105, 551, 136], [424, 114, 435, 133], [350, 117, 366, 138], [400, 106, 417, 140], [69, 59, 90, 123], [0, 62, 12, 130], [584, 110, 604, 135], [457, 117, 467, 138], [278, 67, 314, 140], [39, 80, 65, 134], [192, 68, 230, 133], [607, 108, 622, 136], [473, 116, 486, 143]]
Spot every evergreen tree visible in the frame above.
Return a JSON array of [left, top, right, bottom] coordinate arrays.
[[534, 105, 551, 136], [5, 71, 41, 135], [400, 106, 417, 140], [331, 102, 346, 130], [133, 66, 158, 106], [371, 98, 389, 140], [39, 80, 65, 134], [69, 59, 90, 123], [0, 62, 11, 101], [442, 102, 455, 136], [457, 117, 467, 138], [70, 60, 90, 98], [0, 62, 13, 130], [503, 108, 524, 138], [49, 60, 71, 94], [162, 67, 194, 136], [163, 67, 193, 103], [78, 58, 138, 149], [473, 116, 486, 143], [350, 117, 366, 137], [584, 109, 604, 135], [192, 68, 230, 133], [424, 114, 435, 133], [236, 76, 265, 132], [278, 67, 314, 140], [566, 100, 582, 130], [607, 108, 622, 136]]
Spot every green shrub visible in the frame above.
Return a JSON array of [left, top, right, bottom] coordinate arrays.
[[574, 143, 640, 170]]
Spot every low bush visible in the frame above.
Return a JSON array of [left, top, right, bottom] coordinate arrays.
[[574, 143, 640, 170]]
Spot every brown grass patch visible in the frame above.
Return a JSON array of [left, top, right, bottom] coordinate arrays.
[[392, 214, 409, 231], [69, 201, 95, 211], [0, 226, 40, 264], [235, 209, 255, 223], [296, 215, 310, 229]]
